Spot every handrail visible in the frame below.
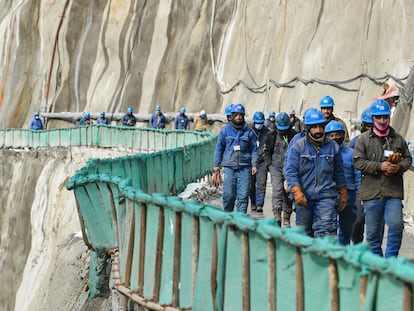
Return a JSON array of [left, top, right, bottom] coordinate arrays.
[[68, 175, 414, 310], [0, 125, 216, 152]]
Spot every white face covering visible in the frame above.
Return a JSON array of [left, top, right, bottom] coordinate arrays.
[[255, 124, 264, 130]]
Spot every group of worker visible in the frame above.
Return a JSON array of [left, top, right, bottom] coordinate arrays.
[[28, 85, 412, 257], [214, 92, 412, 258], [30, 105, 210, 131]]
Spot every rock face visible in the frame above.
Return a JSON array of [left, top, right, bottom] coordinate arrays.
[[1, 1, 414, 310], [0, 1, 413, 135]]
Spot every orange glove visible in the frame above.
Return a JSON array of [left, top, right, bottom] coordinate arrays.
[[212, 167, 222, 187], [291, 186, 307, 206], [337, 188, 347, 211], [385, 152, 403, 176], [388, 152, 403, 164]]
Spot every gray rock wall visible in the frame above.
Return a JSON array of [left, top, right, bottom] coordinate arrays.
[[0, 1, 413, 135]]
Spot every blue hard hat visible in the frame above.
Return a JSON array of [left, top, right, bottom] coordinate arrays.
[[34, 111, 39, 116], [304, 108, 325, 125], [276, 112, 290, 130], [127, 107, 133, 113], [325, 120, 345, 133], [180, 107, 186, 113], [361, 107, 373, 124], [253, 111, 265, 123], [100, 111, 105, 116], [225, 104, 234, 116], [320, 96, 335, 108], [155, 105, 161, 111], [85, 112, 91, 119], [370, 99, 390, 116], [231, 103, 245, 115], [269, 111, 276, 117]]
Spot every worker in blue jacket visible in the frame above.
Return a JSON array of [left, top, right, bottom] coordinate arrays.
[[30, 112, 44, 130], [325, 120, 358, 245], [174, 107, 189, 130], [149, 105, 166, 129], [284, 108, 347, 237], [214, 103, 258, 213]]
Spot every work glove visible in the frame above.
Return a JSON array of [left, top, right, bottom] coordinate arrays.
[[337, 188, 347, 212], [291, 186, 307, 206], [385, 152, 403, 176], [388, 152, 403, 164], [212, 167, 222, 187]]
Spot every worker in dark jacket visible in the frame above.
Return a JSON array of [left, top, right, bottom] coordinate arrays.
[[264, 111, 276, 131], [174, 107, 189, 130], [149, 105, 166, 129], [289, 109, 303, 133], [214, 103, 258, 213], [121, 107, 136, 126], [284, 108, 347, 237], [353, 99, 412, 257], [249, 111, 270, 213], [264, 112, 298, 226], [320, 95, 350, 144]]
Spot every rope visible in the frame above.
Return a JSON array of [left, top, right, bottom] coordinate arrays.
[[209, 2, 409, 95]]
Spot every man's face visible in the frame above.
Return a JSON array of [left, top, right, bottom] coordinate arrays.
[[309, 124, 325, 140], [327, 131, 344, 145], [233, 113, 244, 122], [321, 107, 333, 119]]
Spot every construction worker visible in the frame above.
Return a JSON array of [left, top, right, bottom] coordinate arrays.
[[353, 99, 412, 257], [214, 103, 258, 213], [264, 111, 276, 131], [377, 81, 400, 118], [289, 109, 303, 133], [174, 107, 189, 130], [97, 111, 109, 125], [325, 120, 358, 245], [121, 107, 136, 126], [30, 112, 43, 130], [249, 111, 270, 213], [284, 108, 346, 237], [194, 109, 208, 131], [319, 96, 350, 144], [348, 107, 374, 244], [149, 105, 166, 129], [264, 112, 298, 226], [225, 104, 233, 123], [79, 112, 92, 125]]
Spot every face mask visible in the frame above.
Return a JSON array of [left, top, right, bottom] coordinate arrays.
[[333, 137, 344, 145], [254, 124, 264, 130]]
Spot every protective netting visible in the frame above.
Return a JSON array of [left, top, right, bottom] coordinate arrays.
[[63, 126, 414, 310]]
